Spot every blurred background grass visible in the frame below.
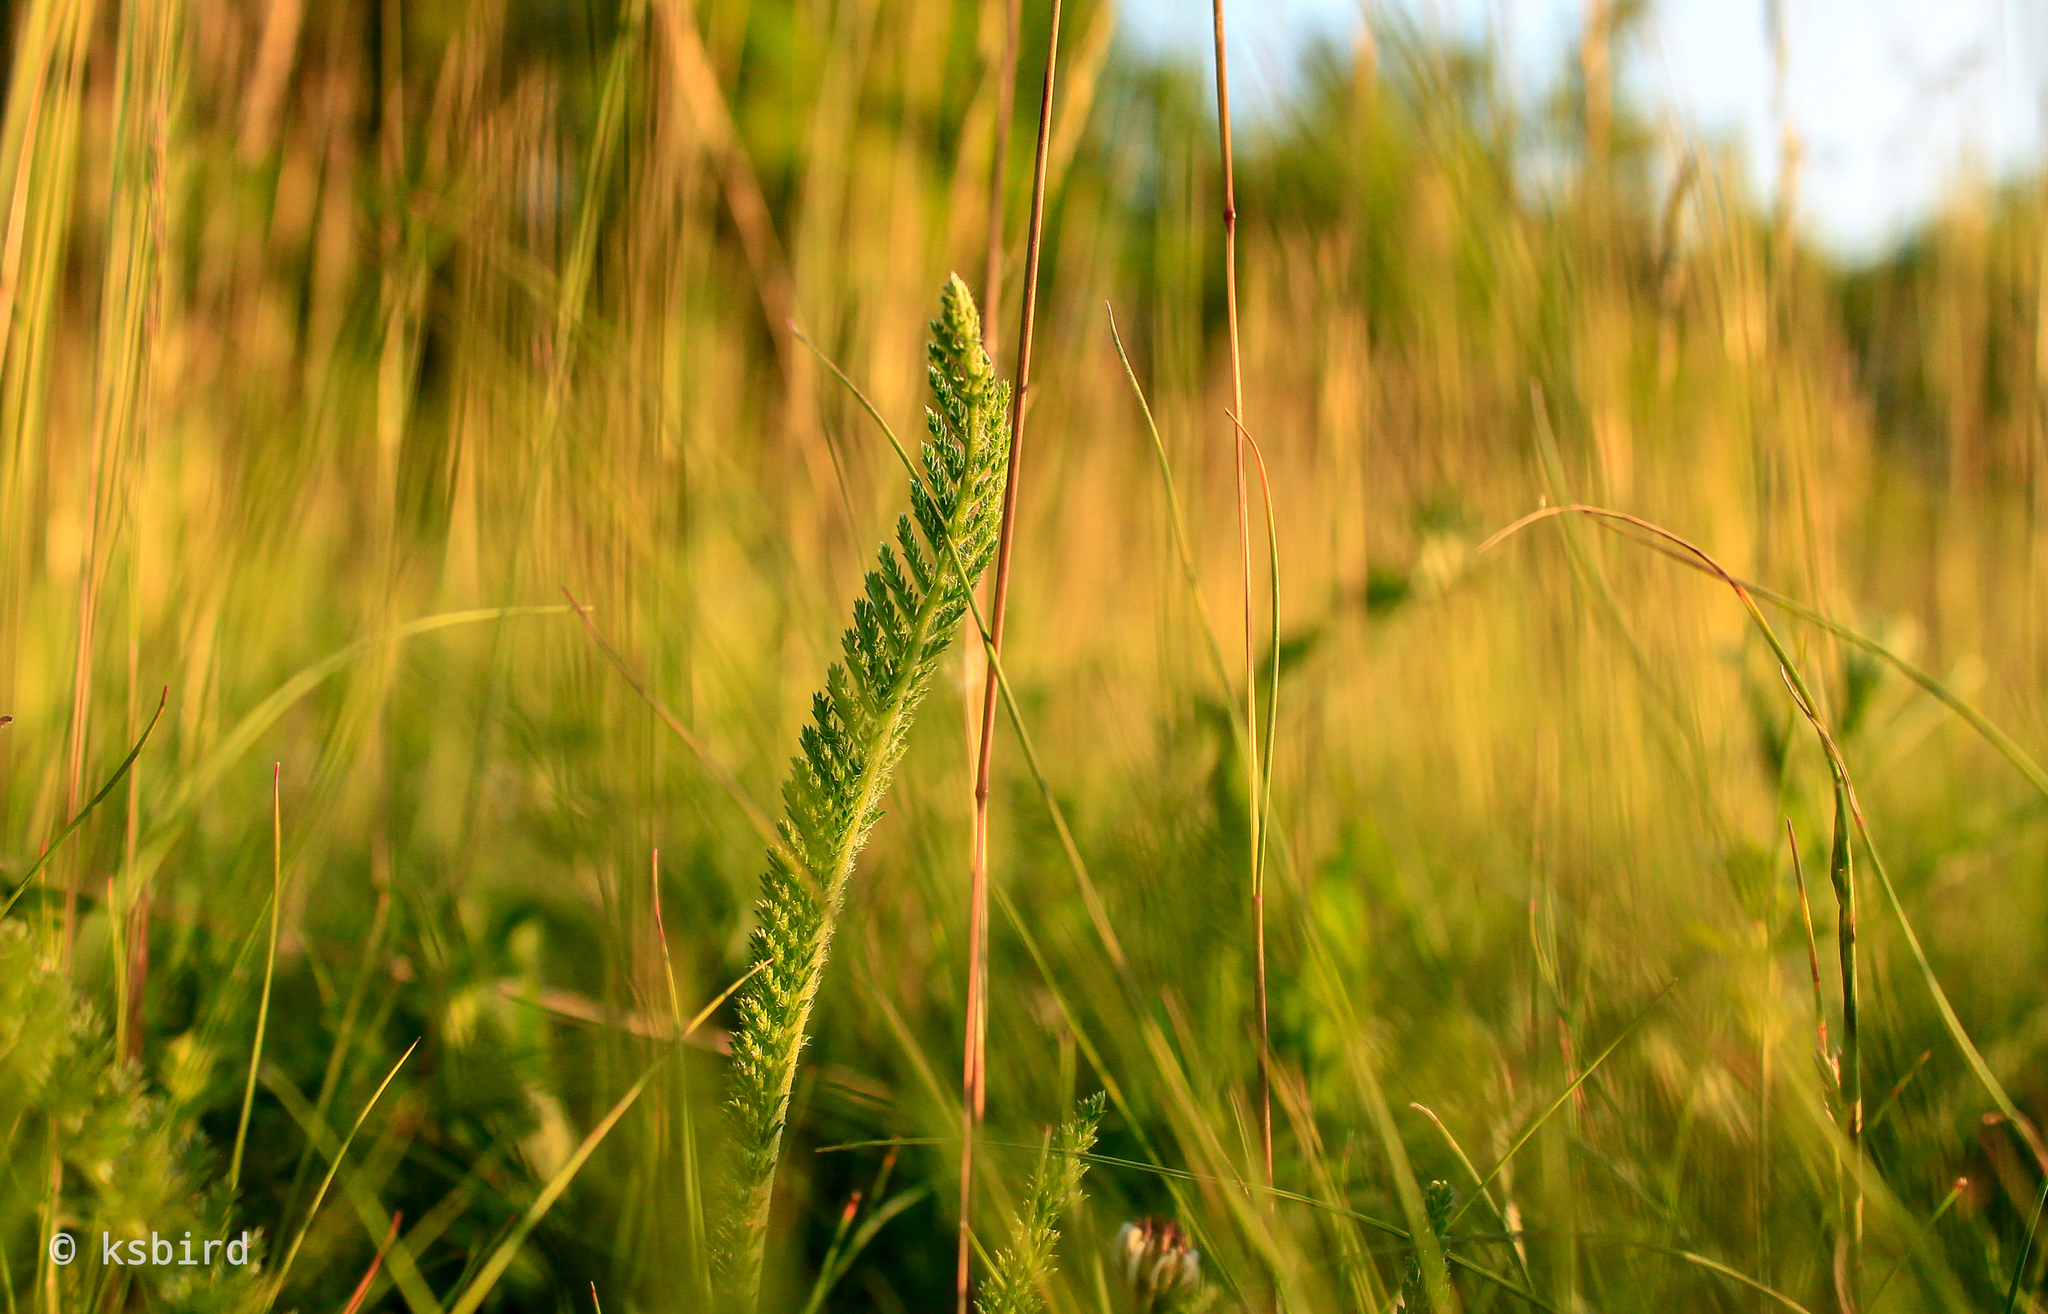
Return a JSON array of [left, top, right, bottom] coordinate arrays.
[[3, 0, 2048, 1310]]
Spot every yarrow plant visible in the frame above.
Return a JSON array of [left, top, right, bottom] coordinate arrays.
[[1398, 1180, 1455, 1311], [978, 1093, 1106, 1314], [717, 276, 1014, 1305]]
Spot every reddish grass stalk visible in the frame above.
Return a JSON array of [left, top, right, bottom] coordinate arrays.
[[1210, 0, 1274, 1205], [339, 1210, 403, 1314], [960, 3, 1062, 1310]]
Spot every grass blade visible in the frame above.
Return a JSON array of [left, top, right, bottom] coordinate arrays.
[[443, 1058, 661, 1314], [229, 762, 285, 1194], [2, 686, 164, 915], [1482, 505, 2048, 1172], [2003, 1172, 2048, 1313], [263, 1039, 420, 1310], [1675, 1250, 1816, 1313], [339, 1210, 402, 1314], [1446, 980, 1674, 1231]]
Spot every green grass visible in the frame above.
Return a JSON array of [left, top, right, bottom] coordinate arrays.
[[3, 1, 2048, 1312]]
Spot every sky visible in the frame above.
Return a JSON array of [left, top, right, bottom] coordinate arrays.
[[1117, 0, 2047, 261]]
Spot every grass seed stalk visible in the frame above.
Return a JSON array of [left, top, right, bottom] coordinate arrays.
[[963, 5, 1063, 1310], [1209, 0, 1277, 1219]]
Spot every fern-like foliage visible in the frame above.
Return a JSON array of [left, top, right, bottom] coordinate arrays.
[[1398, 1180, 1456, 1311], [0, 922, 261, 1313], [978, 1093, 1107, 1314], [717, 276, 1012, 1304]]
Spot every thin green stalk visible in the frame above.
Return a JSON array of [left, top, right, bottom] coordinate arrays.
[[1207, 0, 1274, 1216], [278, 884, 392, 1229], [1829, 776, 1861, 1300], [261, 1040, 420, 1311], [1105, 307, 1240, 735], [2001, 1173, 2045, 1314], [1483, 504, 2048, 1173], [1232, 412, 1283, 1213], [1675, 1251, 1815, 1314], [567, 589, 798, 876], [2, 688, 163, 918], [1787, 818, 1832, 1072], [445, 1060, 660, 1314], [651, 850, 712, 1307], [230, 762, 285, 1194], [1865, 1051, 1932, 1134], [1867, 1177, 1964, 1308], [1446, 981, 1674, 1231]]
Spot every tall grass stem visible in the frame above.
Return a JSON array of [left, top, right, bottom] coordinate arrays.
[[962, 5, 1062, 1311], [1208, 0, 1274, 1216]]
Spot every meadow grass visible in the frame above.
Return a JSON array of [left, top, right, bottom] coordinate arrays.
[[3, 1, 2048, 1312]]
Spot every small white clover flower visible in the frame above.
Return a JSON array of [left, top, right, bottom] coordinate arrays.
[[1114, 1218, 1201, 1307]]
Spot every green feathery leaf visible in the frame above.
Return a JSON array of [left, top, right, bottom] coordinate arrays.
[[979, 1093, 1107, 1314], [717, 276, 1012, 1305]]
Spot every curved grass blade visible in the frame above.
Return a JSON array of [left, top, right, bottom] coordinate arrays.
[[261, 1039, 419, 1311], [2, 686, 164, 916], [564, 589, 794, 874], [443, 1058, 661, 1314], [2004, 1174, 2048, 1314], [1867, 1177, 1965, 1308], [1482, 505, 2048, 1171], [1413, 1102, 1535, 1291], [1105, 306, 1243, 754], [1446, 980, 1674, 1231], [228, 763, 285, 1194], [132, 606, 573, 879], [1674, 1250, 1816, 1313]]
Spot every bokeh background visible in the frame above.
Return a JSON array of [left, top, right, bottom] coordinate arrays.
[[3, 0, 2047, 1310]]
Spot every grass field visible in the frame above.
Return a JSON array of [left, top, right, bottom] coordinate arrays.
[[3, 1, 2048, 1311]]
